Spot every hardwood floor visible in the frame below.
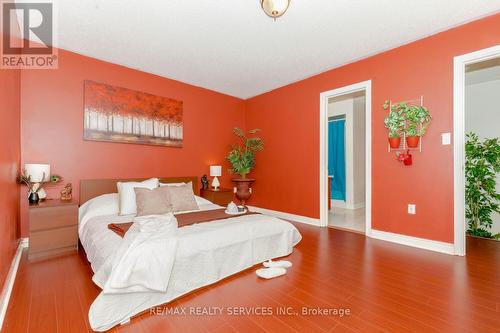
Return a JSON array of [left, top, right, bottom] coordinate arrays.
[[3, 224, 500, 333]]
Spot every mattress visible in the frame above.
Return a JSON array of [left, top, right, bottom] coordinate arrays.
[[79, 201, 302, 331]]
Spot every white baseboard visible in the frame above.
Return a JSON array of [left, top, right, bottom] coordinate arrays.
[[248, 206, 320, 226], [0, 238, 28, 330], [330, 200, 365, 210], [369, 230, 455, 255], [20, 237, 29, 248]]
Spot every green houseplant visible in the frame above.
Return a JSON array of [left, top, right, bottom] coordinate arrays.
[[227, 127, 264, 206], [383, 101, 405, 148], [384, 101, 431, 148], [404, 104, 431, 147], [227, 127, 264, 178], [465, 133, 500, 240]]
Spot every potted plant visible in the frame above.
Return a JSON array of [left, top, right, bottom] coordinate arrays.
[[384, 101, 431, 148], [465, 133, 500, 240], [404, 103, 431, 148], [383, 101, 405, 148], [227, 127, 264, 206]]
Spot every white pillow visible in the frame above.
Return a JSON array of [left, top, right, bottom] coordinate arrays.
[[117, 178, 159, 215], [78, 193, 119, 231], [159, 182, 185, 187], [194, 195, 213, 206]]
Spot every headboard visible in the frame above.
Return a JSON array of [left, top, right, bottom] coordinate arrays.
[[80, 176, 198, 205]]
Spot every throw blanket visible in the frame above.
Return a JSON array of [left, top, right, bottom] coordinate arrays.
[[108, 208, 260, 238], [93, 213, 178, 294]]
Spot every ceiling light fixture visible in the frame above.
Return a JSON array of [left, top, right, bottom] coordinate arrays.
[[261, 0, 291, 20]]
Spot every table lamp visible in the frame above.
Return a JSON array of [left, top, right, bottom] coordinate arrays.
[[25, 164, 50, 182], [210, 165, 222, 190], [24, 164, 50, 203]]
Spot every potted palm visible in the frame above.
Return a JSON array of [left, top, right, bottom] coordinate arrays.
[[383, 101, 405, 148], [227, 127, 264, 206]]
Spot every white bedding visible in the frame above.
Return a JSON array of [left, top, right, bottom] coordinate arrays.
[[79, 196, 302, 331]]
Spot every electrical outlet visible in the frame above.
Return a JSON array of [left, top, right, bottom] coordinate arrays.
[[408, 204, 416, 215]]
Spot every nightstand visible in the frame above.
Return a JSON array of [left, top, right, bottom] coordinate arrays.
[[28, 199, 78, 260], [199, 188, 234, 206]]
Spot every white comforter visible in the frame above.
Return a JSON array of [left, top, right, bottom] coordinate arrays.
[[79, 197, 302, 331], [93, 213, 179, 294]]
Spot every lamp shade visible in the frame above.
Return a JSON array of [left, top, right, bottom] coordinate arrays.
[[210, 165, 222, 177], [24, 164, 50, 182]]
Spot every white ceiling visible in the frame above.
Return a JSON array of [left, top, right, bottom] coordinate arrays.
[[42, 1, 500, 98]]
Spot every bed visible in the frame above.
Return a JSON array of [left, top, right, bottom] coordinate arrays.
[[78, 177, 302, 331]]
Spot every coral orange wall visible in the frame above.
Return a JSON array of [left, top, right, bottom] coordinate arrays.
[[20, 48, 245, 236], [0, 31, 21, 286], [245, 14, 500, 243]]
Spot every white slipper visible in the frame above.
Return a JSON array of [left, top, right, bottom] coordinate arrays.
[[263, 260, 292, 269], [256, 267, 286, 279]]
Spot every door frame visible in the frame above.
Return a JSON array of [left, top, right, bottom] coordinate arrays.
[[453, 44, 500, 256], [319, 80, 372, 234]]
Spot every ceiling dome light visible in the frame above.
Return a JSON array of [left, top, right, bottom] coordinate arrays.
[[261, 0, 291, 20]]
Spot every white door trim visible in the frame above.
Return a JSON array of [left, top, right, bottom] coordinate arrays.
[[319, 80, 372, 235], [453, 44, 500, 256]]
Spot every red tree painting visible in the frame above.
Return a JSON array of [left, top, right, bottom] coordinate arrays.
[[83, 80, 183, 147]]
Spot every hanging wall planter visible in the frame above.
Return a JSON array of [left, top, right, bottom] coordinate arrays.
[[384, 98, 431, 151], [383, 101, 405, 149], [403, 102, 431, 148], [406, 136, 420, 148], [388, 137, 401, 149]]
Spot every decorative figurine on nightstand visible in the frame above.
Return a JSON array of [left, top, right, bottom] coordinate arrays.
[[60, 183, 73, 201], [201, 175, 209, 190]]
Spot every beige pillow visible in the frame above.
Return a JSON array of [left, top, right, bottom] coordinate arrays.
[[166, 182, 199, 212], [134, 186, 172, 216]]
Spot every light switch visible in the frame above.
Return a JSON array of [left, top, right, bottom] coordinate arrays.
[[442, 133, 451, 145], [408, 204, 416, 215]]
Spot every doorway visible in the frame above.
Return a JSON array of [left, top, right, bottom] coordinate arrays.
[[453, 45, 500, 256], [319, 81, 372, 235]]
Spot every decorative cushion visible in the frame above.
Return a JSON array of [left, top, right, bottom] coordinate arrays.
[[165, 182, 199, 212], [134, 186, 172, 217], [117, 178, 159, 215]]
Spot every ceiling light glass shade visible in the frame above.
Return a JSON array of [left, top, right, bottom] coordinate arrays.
[[261, 0, 290, 19]]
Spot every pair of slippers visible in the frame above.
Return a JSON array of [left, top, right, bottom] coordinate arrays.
[[255, 260, 292, 279]]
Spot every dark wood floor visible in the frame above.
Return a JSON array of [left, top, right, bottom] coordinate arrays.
[[3, 224, 500, 333]]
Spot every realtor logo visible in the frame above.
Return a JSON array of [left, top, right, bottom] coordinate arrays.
[[1, 1, 58, 69]]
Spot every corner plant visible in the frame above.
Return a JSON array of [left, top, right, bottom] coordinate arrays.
[[465, 133, 500, 239], [227, 127, 264, 179]]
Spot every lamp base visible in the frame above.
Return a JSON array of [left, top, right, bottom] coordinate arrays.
[[211, 176, 220, 190], [28, 192, 39, 204]]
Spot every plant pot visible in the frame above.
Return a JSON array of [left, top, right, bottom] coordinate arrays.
[[406, 136, 420, 148], [28, 192, 39, 204], [388, 137, 401, 149], [232, 178, 255, 207]]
